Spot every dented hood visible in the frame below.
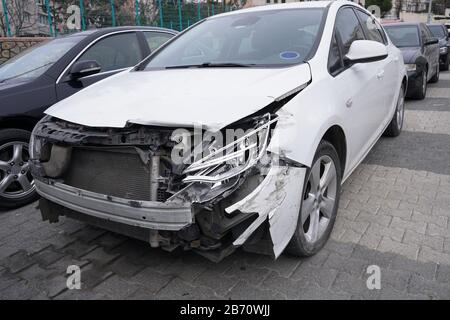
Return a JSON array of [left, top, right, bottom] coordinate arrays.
[[45, 64, 311, 130]]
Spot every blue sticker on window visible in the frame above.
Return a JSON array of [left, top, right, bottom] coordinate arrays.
[[280, 51, 300, 60]]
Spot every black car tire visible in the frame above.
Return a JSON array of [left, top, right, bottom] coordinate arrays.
[[430, 64, 439, 83], [384, 85, 405, 137], [286, 140, 341, 257], [411, 69, 427, 100], [443, 54, 449, 71], [0, 129, 39, 209]]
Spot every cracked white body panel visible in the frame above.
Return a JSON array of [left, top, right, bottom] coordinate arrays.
[[226, 166, 306, 257]]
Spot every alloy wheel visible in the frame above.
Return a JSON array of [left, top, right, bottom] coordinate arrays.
[[396, 88, 405, 130], [0, 142, 35, 199], [301, 155, 338, 244]]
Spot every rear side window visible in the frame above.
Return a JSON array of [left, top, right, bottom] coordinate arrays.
[[77, 32, 142, 73], [335, 7, 365, 55], [143, 32, 173, 52], [355, 10, 386, 44]]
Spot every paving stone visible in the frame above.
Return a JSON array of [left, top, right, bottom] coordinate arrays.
[[129, 267, 173, 293], [157, 278, 221, 300], [403, 230, 444, 252], [261, 271, 308, 299], [378, 237, 419, 261], [193, 269, 240, 297], [224, 262, 271, 286], [0, 250, 36, 273], [331, 271, 380, 300], [226, 280, 286, 300], [81, 247, 120, 266], [323, 253, 369, 277], [92, 275, 142, 299], [32, 246, 65, 267], [390, 255, 437, 281]]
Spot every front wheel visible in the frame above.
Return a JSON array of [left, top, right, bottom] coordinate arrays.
[[287, 140, 341, 257], [0, 129, 38, 209]]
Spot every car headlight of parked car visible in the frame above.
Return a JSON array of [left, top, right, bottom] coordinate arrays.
[[440, 47, 448, 54], [405, 64, 417, 72]]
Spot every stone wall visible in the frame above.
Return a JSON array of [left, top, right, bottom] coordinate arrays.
[[0, 37, 50, 65]]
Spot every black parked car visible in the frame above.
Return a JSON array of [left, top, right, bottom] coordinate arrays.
[[0, 26, 177, 208], [427, 23, 450, 71], [384, 22, 440, 99]]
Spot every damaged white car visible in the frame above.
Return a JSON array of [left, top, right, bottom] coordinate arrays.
[[29, 1, 406, 261]]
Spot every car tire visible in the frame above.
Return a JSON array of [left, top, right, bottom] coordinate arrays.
[[286, 140, 341, 257], [383, 85, 405, 138], [0, 129, 38, 209], [443, 55, 449, 71], [411, 69, 427, 100], [430, 64, 439, 83]]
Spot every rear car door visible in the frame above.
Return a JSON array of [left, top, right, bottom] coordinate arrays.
[[420, 24, 438, 80], [56, 32, 144, 101]]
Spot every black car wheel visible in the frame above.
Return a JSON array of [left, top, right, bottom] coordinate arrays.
[[443, 54, 449, 71], [0, 129, 38, 209], [411, 69, 427, 100], [430, 64, 439, 83]]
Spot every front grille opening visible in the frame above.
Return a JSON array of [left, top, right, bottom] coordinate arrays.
[[62, 147, 171, 202]]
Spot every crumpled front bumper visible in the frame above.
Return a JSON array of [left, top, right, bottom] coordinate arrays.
[[34, 179, 193, 231]]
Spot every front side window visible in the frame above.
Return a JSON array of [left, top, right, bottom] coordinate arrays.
[[77, 32, 142, 73], [335, 7, 365, 55], [144, 32, 174, 51], [428, 25, 446, 38], [143, 8, 325, 69], [0, 36, 81, 84], [384, 25, 420, 47], [355, 10, 385, 44]]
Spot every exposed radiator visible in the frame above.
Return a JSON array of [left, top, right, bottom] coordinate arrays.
[[62, 147, 157, 201]]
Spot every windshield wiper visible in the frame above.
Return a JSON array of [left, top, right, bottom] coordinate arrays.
[[166, 62, 255, 69], [0, 62, 54, 83]]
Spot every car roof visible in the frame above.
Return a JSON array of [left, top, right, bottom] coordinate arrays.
[[383, 22, 423, 27], [63, 26, 177, 39], [208, 1, 335, 19]]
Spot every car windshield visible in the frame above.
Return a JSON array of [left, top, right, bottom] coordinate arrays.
[[385, 25, 420, 47], [428, 25, 446, 38], [0, 36, 81, 83], [143, 8, 325, 69]]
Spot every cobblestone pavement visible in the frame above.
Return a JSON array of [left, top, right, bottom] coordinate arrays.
[[1, 72, 450, 300]]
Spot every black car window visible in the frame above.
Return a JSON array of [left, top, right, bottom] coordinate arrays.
[[143, 32, 173, 52], [428, 25, 446, 38], [355, 10, 385, 44], [384, 25, 420, 47], [328, 33, 344, 76], [420, 25, 429, 42], [335, 7, 365, 55], [77, 32, 142, 73]]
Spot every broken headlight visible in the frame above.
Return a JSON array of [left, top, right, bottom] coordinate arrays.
[[183, 114, 278, 184]]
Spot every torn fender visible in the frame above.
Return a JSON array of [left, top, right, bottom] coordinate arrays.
[[225, 165, 306, 258]]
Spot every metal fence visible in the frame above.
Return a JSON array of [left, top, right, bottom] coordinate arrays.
[[0, 0, 241, 37]]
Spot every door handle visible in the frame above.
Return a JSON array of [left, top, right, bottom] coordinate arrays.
[[377, 70, 385, 79]]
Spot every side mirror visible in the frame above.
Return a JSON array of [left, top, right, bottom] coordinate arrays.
[[424, 37, 439, 45], [69, 60, 101, 80], [344, 40, 388, 65]]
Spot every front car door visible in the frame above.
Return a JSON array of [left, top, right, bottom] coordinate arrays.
[[355, 9, 400, 126], [56, 31, 145, 101], [328, 7, 386, 172]]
